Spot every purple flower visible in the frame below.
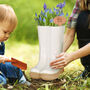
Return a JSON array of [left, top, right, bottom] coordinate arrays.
[[56, 4, 60, 7], [45, 9, 49, 13], [39, 16, 41, 21], [43, 3, 47, 10], [41, 11, 44, 16], [43, 18, 46, 22], [66, 13, 68, 17], [62, 1, 65, 7], [35, 13, 37, 16], [56, 3, 63, 9], [50, 19, 53, 23], [56, 1, 66, 9], [53, 8, 56, 11], [59, 12, 64, 16], [49, 9, 53, 14], [45, 14, 47, 17], [56, 9, 60, 12], [56, 11, 59, 15]]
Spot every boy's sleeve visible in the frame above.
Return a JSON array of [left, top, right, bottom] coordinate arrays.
[[0, 42, 5, 55], [67, 0, 80, 29]]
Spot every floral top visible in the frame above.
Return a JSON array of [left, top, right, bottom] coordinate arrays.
[[67, 0, 80, 29]]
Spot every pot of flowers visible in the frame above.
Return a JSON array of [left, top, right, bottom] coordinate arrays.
[[30, 1, 68, 80]]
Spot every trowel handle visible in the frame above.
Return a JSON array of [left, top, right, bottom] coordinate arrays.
[[5, 57, 15, 62], [5, 60, 12, 62]]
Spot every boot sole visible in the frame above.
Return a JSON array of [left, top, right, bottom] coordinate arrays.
[[40, 69, 64, 80], [30, 72, 40, 79]]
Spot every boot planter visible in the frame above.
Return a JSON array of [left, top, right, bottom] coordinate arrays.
[[30, 26, 65, 80]]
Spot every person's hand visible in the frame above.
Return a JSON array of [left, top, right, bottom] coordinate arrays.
[[54, 16, 66, 26], [0, 55, 10, 63], [50, 52, 72, 69]]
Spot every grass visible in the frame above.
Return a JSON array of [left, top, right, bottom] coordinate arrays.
[[1, 40, 90, 90]]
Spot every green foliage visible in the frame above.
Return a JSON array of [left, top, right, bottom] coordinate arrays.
[[0, 0, 76, 44]]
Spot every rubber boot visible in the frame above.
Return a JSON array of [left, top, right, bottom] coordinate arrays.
[[30, 26, 65, 80]]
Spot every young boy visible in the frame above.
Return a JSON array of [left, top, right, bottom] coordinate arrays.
[[0, 4, 31, 85]]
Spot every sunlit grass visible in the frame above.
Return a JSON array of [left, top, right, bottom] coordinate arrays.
[[5, 41, 39, 77], [5, 40, 84, 76]]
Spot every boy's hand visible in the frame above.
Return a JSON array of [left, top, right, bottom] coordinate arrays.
[[54, 16, 66, 26], [0, 55, 10, 63]]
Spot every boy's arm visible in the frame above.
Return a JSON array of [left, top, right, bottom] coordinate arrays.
[[0, 55, 10, 63]]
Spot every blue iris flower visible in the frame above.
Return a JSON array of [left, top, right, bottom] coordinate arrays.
[[43, 3, 47, 10], [43, 18, 46, 23], [62, 1, 65, 7], [41, 11, 44, 16], [56, 4, 60, 8], [59, 12, 64, 16], [56, 12, 59, 15], [45, 14, 47, 17], [50, 19, 53, 23], [49, 9, 53, 14], [56, 1, 66, 9], [45, 9, 49, 13], [39, 16, 41, 21], [35, 13, 37, 17], [56, 9, 59, 12], [56, 3, 63, 9], [66, 13, 68, 17], [53, 8, 56, 12]]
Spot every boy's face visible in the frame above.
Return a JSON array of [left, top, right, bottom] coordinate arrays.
[[0, 22, 14, 42]]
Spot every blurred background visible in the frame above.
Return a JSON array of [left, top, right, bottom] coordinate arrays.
[[0, 0, 84, 77], [1, 0, 76, 44]]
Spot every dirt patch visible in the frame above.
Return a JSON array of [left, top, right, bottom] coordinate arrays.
[[31, 78, 66, 89]]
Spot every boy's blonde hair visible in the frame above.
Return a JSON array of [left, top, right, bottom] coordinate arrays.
[[0, 4, 17, 30]]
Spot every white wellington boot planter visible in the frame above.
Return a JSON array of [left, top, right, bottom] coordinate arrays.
[[30, 26, 65, 80]]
